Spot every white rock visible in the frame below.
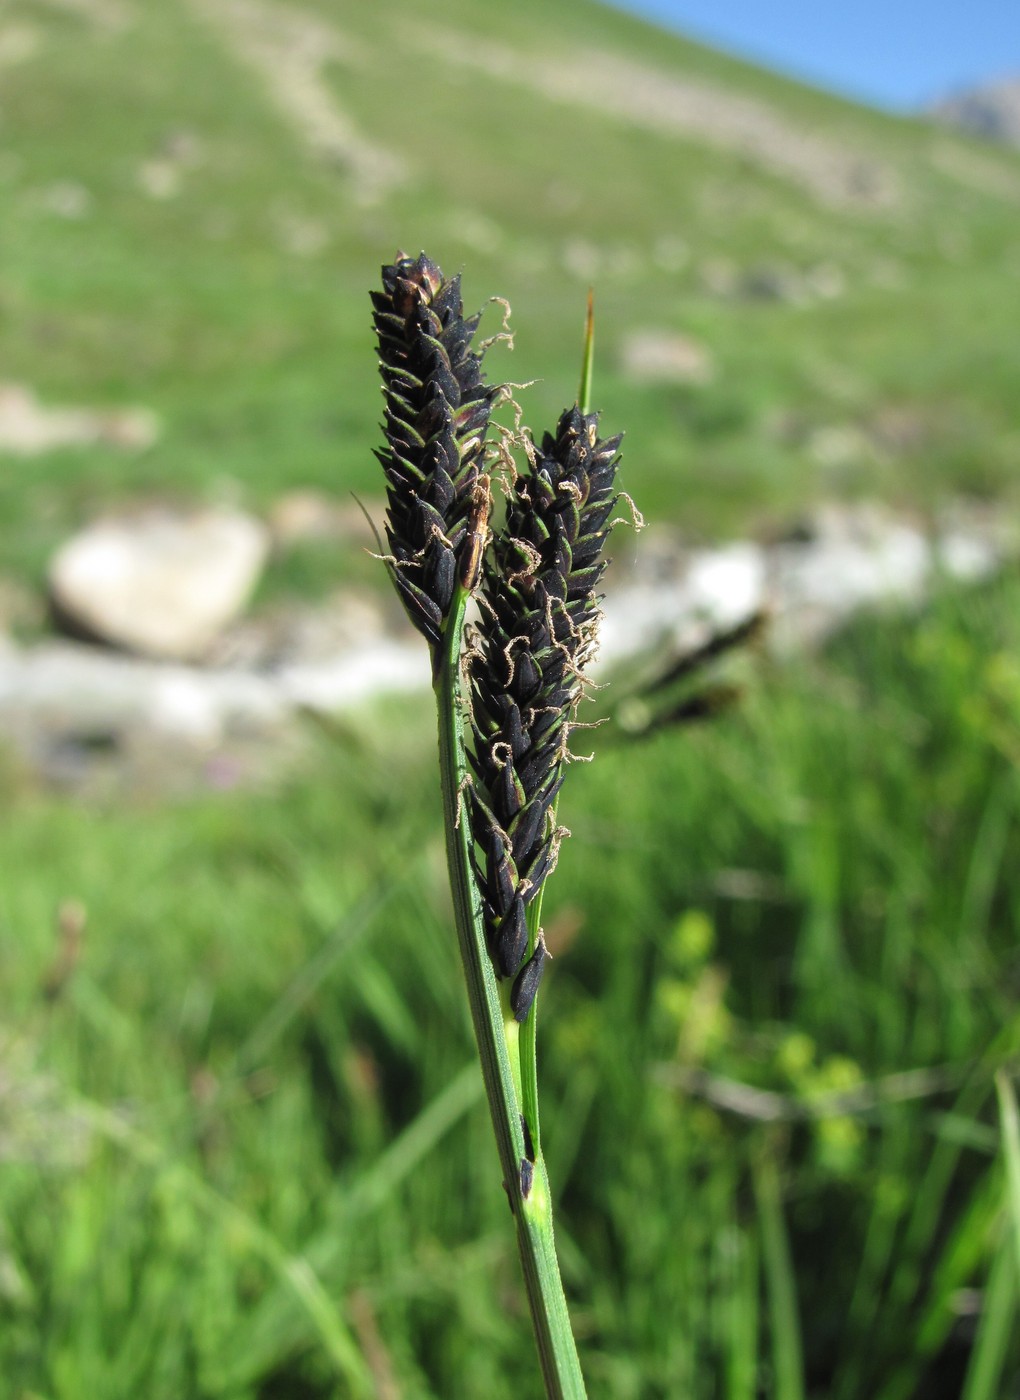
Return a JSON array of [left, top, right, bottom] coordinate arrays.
[[598, 544, 766, 667], [686, 544, 766, 625], [772, 508, 930, 620], [0, 23, 40, 67], [620, 329, 714, 386], [807, 424, 873, 469], [0, 383, 158, 455], [0, 643, 291, 803], [40, 182, 92, 220], [49, 508, 270, 660], [278, 639, 428, 711], [937, 531, 1000, 582], [267, 490, 382, 548]]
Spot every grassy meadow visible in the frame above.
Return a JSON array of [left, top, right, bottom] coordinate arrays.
[[2, 0, 1020, 1395]]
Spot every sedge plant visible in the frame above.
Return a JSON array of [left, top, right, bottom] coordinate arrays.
[[371, 252, 627, 1397]]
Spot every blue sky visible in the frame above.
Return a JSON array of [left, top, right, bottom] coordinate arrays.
[[610, 0, 1020, 111]]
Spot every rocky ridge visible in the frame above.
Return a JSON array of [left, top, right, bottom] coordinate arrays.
[[931, 76, 1020, 147]]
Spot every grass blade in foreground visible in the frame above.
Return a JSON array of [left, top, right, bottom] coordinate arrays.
[[754, 1149, 805, 1400], [995, 1069, 1020, 1279]]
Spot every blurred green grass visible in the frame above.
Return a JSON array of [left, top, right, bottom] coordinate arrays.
[[3, 0, 1020, 1394], [3, 576, 1020, 1396]]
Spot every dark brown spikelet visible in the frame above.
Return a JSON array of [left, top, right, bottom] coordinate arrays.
[[371, 251, 496, 648], [469, 407, 623, 1007]]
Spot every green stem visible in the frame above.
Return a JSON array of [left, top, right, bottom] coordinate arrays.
[[519, 881, 545, 1153], [434, 584, 587, 1400], [579, 289, 595, 416]]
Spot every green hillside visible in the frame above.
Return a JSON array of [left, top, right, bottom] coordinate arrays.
[[1, 0, 1019, 582], [4, 4, 1020, 1399]]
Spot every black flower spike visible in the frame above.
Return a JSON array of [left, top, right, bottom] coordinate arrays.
[[371, 251, 496, 648], [469, 406, 623, 1008]]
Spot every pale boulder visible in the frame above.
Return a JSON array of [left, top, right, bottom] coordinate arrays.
[[49, 508, 269, 660], [620, 329, 714, 386]]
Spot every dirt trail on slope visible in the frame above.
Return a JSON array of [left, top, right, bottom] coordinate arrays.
[[414, 27, 900, 212], [190, 0, 404, 205], [31, 0, 131, 31], [0, 384, 157, 454]]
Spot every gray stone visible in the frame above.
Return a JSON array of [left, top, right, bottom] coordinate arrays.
[[49, 507, 269, 660], [619, 329, 714, 386], [266, 490, 383, 549], [931, 77, 1020, 147], [0, 383, 158, 455], [0, 640, 286, 743]]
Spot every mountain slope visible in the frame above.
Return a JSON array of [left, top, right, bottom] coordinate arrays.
[[0, 0, 1018, 585]]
